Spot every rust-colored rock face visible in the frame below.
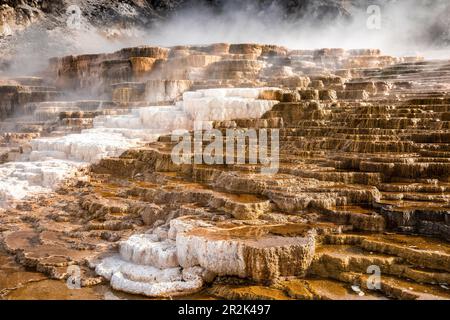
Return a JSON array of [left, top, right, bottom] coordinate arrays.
[[0, 43, 449, 300]]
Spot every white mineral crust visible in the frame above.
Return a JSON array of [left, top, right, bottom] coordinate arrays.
[[0, 88, 278, 205]]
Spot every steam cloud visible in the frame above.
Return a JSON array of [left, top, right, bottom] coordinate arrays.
[[142, 0, 450, 56], [2, 0, 450, 76]]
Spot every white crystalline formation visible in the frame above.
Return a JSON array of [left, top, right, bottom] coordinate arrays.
[[95, 218, 237, 297], [0, 88, 278, 205], [95, 217, 316, 297], [95, 220, 216, 297]]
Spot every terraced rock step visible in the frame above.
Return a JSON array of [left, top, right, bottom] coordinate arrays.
[[0, 43, 449, 300]]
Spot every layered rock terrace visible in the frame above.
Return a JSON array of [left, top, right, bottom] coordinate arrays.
[[0, 43, 449, 300]]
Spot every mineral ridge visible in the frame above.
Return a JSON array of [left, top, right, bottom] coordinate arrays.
[[0, 43, 449, 300]]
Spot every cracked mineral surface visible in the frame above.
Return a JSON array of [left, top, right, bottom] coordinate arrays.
[[0, 42, 449, 300]]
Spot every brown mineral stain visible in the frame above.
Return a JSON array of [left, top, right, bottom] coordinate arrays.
[[280, 279, 315, 299], [133, 181, 158, 189], [0, 249, 47, 294], [5, 280, 108, 300], [330, 205, 375, 215], [220, 192, 266, 203], [268, 223, 312, 237], [209, 284, 292, 300], [187, 222, 313, 241], [366, 233, 450, 254], [305, 279, 387, 300]]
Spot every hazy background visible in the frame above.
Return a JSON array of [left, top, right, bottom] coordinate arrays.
[[140, 0, 450, 55], [1, 0, 450, 75]]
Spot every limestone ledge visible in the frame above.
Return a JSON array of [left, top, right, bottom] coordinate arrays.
[[95, 216, 316, 297]]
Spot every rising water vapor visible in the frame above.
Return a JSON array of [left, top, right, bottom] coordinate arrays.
[[139, 0, 450, 57], [2, 0, 450, 76]]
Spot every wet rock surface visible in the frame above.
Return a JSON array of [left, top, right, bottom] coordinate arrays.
[[0, 43, 449, 300]]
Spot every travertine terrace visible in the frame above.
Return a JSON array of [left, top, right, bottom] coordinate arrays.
[[0, 43, 450, 300]]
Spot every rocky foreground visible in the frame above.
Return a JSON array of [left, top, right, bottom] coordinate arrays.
[[0, 43, 449, 300]]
